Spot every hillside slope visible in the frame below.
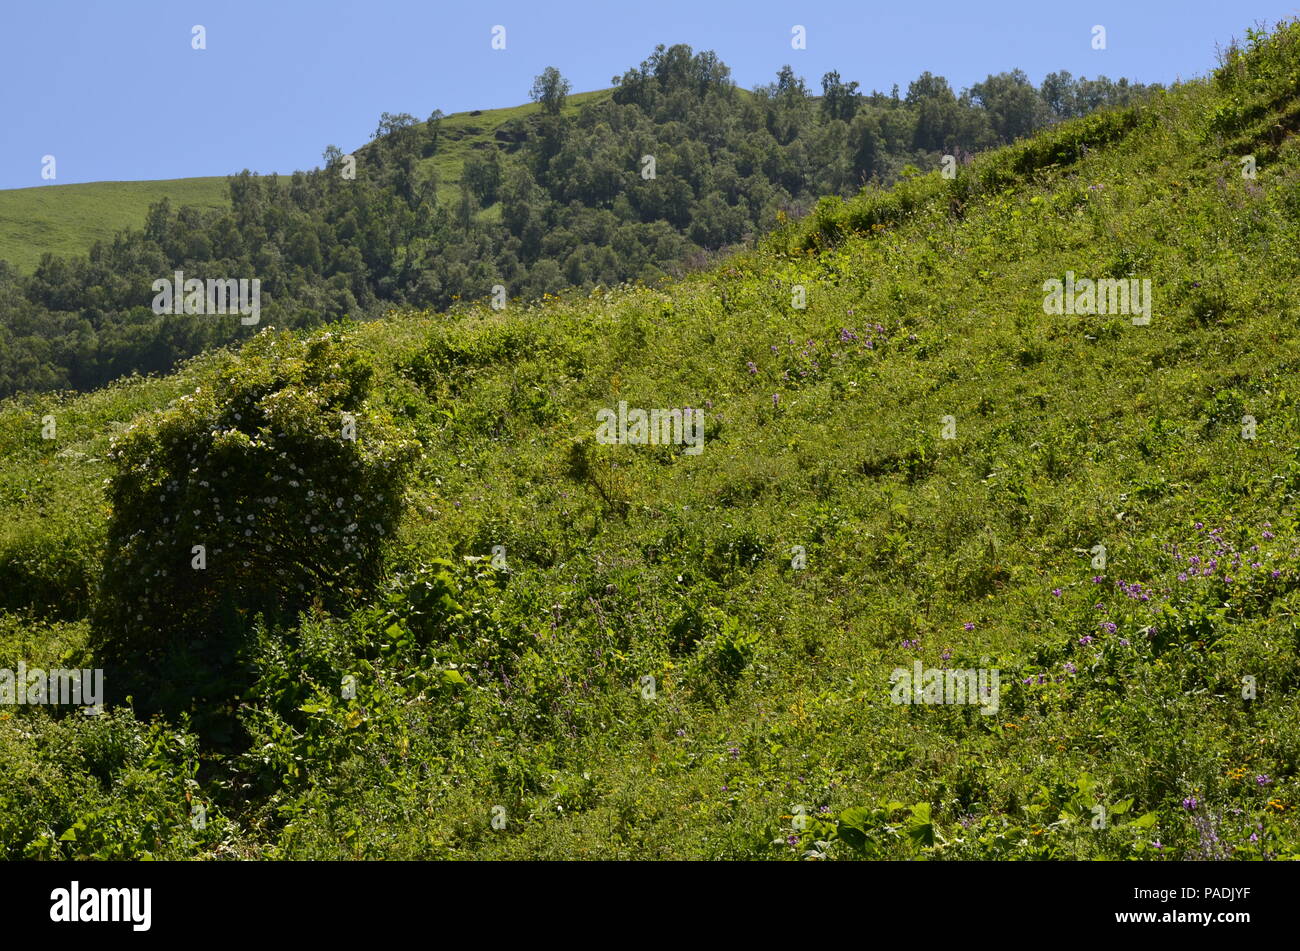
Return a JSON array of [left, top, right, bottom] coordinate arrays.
[[0, 92, 611, 273], [2, 23, 1300, 860], [0, 177, 228, 272]]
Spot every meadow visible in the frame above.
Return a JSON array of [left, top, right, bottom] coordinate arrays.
[[1, 23, 1299, 860]]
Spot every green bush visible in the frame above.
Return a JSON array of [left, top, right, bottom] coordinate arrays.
[[91, 328, 419, 721]]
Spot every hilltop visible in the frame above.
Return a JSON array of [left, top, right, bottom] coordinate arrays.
[[0, 92, 613, 273], [1, 23, 1299, 859], [0, 49, 1152, 396]]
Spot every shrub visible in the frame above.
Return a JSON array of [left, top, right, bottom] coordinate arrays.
[[91, 328, 419, 722]]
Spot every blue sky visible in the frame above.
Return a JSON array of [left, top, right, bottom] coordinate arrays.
[[2, 0, 1296, 189]]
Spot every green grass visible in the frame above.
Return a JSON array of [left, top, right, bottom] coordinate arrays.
[[3, 25, 1300, 860], [0, 178, 229, 271]]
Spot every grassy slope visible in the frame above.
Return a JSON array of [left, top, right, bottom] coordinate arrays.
[[3, 30, 1300, 859], [0, 91, 611, 272], [418, 88, 611, 196], [0, 178, 229, 271]]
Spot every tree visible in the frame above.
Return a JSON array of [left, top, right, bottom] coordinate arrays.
[[775, 65, 809, 101], [530, 67, 571, 115], [463, 150, 502, 206], [373, 111, 419, 142], [1040, 71, 1078, 119], [905, 72, 959, 152], [821, 70, 861, 122], [425, 109, 446, 155], [969, 70, 1049, 142], [456, 180, 478, 233]]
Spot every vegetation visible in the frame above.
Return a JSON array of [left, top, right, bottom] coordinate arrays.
[[0, 46, 1152, 396], [0, 177, 228, 272], [2, 22, 1298, 859]]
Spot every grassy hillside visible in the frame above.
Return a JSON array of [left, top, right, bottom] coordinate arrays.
[[0, 178, 229, 272], [418, 88, 613, 203], [3, 23, 1300, 860], [0, 92, 612, 273]]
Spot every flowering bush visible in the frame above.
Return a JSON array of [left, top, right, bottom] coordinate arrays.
[[92, 328, 419, 716]]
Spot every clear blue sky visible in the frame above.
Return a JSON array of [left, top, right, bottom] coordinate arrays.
[[2, 0, 1296, 190]]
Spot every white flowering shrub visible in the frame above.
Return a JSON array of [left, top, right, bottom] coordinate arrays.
[[92, 328, 418, 715]]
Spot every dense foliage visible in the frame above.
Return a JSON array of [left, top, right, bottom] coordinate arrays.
[[0, 45, 1153, 396], [4, 22, 1298, 860], [91, 329, 417, 729]]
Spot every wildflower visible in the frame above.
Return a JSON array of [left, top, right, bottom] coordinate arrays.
[[1064, 662, 1077, 674], [1052, 588, 1062, 598], [1256, 775, 1272, 786], [1079, 635, 1094, 646], [1102, 622, 1116, 635], [1183, 797, 1199, 811], [746, 361, 757, 374], [963, 621, 974, 631]]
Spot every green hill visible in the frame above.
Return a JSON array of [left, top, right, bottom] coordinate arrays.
[[0, 56, 1157, 397], [0, 178, 228, 272], [0, 91, 612, 273], [2, 23, 1300, 860]]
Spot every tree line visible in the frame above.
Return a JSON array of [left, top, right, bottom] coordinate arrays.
[[0, 44, 1156, 395]]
